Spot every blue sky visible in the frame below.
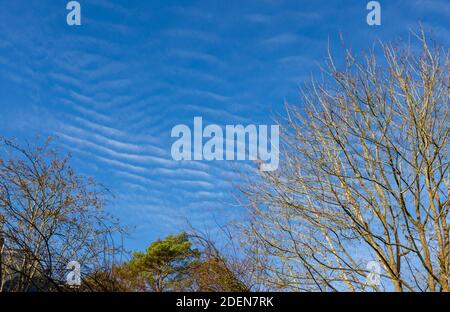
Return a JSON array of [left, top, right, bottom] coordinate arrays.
[[0, 0, 448, 251]]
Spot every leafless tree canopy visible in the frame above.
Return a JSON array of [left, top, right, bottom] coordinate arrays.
[[0, 138, 124, 291], [241, 30, 449, 291]]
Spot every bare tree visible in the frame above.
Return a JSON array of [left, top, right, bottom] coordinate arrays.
[[187, 225, 256, 292], [0, 138, 125, 291], [240, 30, 449, 292]]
